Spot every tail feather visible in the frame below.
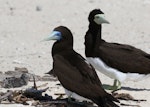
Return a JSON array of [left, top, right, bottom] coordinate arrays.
[[107, 93, 119, 103], [45, 69, 56, 77], [92, 94, 120, 107]]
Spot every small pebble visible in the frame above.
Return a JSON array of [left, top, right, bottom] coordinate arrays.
[[36, 6, 42, 11]]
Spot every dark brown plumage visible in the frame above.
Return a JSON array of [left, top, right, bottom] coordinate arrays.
[[47, 26, 119, 107], [85, 9, 150, 75]]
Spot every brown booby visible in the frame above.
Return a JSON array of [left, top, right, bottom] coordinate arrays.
[[44, 26, 119, 107], [84, 9, 150, 90]]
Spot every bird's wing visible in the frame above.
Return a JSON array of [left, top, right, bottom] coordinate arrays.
[[97, 41, 150, 74], [53, 51, 105, 98], [53, 51, 119, 106]]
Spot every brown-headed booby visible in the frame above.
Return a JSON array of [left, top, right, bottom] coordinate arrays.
[[84, 9, 150, 90], [44, 26, 119, 107]]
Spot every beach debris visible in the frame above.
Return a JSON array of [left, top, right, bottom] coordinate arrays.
[[1, 90, 67, 106], [36, 6, 42, 11], [0, 74, 96, 107], [55, 93, 66, 99], [0, 67, 147, 107], [41, 75, 57, 81], [0, 76, 52, 105], [37, 83, 48, 89], [0, 90, 29, 105], [112, 92, 146, 102], [12, 91, 30, 105], [0, 67, 57, 88], [0, 90, 13, 102], [1, 68, 29, 88], [23, 76, 52, 101], [120, 103, 141, 107], [2, 73, 29, 88], [0, 83, 145, 107], [112, 92, 146, 106], [15, 67, 28, 73], [12, 60, 25, 64]]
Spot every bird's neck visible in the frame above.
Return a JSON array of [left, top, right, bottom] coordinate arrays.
[[52, 41, 73, 56], [89, 23, 102, 40], [89, 23, 102, 49], [85, 24, 102, 57]]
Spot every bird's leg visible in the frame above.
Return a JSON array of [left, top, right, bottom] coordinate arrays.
[[112, 79, 121, 91], [113, 79, 117, 86], [117, 80, 121, 89], [102, 79, 121, 91]]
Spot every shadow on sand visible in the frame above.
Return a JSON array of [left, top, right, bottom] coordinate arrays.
[[121, 86, 150, 91], [103, 84, 150, 91]]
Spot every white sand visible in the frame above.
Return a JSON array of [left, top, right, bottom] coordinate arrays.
[[0, 0, 150, 106]]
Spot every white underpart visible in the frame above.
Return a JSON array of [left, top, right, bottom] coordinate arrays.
[[64, 88, 92, 102], [86, 57, 150, 82]]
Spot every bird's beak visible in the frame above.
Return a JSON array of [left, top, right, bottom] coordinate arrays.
[[42, 31, 61, 41], [94, 14, 110, 25]]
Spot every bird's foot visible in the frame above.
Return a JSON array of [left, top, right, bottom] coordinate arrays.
[[102, 84, 119, 90], [103, 80, 121, 91]]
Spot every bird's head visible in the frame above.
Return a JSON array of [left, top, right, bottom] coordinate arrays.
[[88, 9, 110, 25], [43, 26, 73, 43]]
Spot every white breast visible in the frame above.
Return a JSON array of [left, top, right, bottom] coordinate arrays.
[[86, 57, 149, 82], [64, 88, 92, 102]]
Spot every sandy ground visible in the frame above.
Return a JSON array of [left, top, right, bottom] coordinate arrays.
[[0, 0, 150, 106]]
